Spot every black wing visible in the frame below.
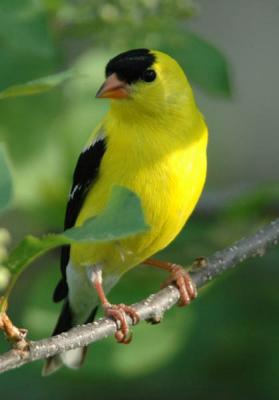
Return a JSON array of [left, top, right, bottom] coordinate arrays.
[[53, 134, 106, 302]]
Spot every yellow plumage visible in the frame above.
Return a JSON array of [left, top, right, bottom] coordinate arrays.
[[44, 49, 207, 375], [72, 50, 207, 277]]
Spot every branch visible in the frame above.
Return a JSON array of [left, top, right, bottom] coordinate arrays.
[[0, 218, 278, 374]]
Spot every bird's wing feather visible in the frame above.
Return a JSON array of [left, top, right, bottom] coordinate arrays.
[[53, 129, 106, 302]]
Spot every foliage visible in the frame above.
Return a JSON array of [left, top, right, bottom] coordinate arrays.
[[0, 71, 75, 100], [0, 185, 148, 312], [0, 1, 278, 399]]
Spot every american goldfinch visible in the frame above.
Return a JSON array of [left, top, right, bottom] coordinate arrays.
[[43, 48, 208, 375]]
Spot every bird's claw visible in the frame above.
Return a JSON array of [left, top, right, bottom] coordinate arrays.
[[162, 264, 197, 306], [104, 304, 139, 344]]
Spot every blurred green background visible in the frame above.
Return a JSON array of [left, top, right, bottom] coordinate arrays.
[[0, 0, 278, 399]]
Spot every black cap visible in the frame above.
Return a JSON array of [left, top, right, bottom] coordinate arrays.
[[105, 48, 156, 84]]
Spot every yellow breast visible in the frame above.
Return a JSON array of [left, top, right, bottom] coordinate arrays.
[[71, 111, 207, 276]]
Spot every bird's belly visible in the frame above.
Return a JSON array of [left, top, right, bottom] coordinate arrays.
[[71, 137, 207, 276], [129, 145, 206, 260]]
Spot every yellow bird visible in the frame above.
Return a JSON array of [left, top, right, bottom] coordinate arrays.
[[43, 48, 208, 375]]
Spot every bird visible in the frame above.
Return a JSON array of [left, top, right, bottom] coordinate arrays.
[[42, 48, 208, 375]]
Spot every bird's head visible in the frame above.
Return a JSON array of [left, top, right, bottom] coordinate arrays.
[[96, 49, 194, 118]]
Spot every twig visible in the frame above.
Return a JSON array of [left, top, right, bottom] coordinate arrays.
[[0, 218, 278, 374], [0, 312, 28, 351]]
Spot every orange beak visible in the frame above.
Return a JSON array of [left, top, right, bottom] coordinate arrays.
[[96, 73, 129, 99]]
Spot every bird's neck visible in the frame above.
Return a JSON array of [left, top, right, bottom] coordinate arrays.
[[103, 103, 206, 162]]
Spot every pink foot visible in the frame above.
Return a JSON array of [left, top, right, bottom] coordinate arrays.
[[163, 264, 197, 307], [104, 304, 139, 344]]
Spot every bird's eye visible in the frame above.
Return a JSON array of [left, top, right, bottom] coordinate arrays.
[[142, 69, 156, 83]]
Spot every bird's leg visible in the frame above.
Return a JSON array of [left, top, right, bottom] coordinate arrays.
[[88, 267, 139, 344], [144, 258, 197, 307]]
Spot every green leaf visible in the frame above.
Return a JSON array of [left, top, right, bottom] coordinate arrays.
[[164, 29, 231, 96], [0, 186, 148, 311], [5, 186, 148, 276], [0, 70, 75, 100], [64, 186, 149, 242], [0, 144, 13, 212], [180, 30, 231, 96], [3, 234, 66, 277]]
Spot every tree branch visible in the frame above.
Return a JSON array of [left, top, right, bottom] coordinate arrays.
[[0, 218, 278, 374]]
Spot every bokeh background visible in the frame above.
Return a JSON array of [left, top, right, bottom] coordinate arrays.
[[0, 0, 278, 399]]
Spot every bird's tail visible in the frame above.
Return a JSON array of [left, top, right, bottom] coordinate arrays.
[[42, 301, 98, 376]]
